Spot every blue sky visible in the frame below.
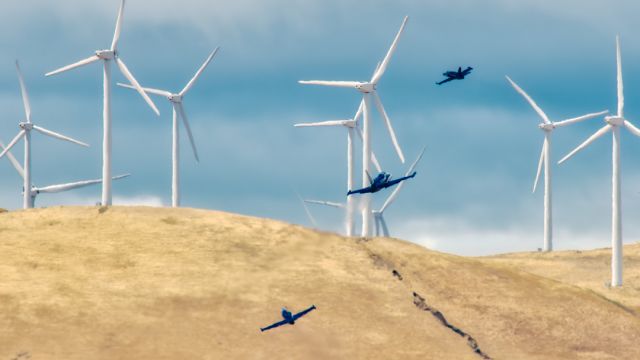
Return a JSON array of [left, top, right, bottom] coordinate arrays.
[[2, 0, 640, 255]]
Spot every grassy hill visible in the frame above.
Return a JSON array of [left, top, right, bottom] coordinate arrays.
[[0, 206, 638, 359], [484, 244, 640, 313]]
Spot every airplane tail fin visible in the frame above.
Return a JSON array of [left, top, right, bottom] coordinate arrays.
[[458, 66, 462, 73]]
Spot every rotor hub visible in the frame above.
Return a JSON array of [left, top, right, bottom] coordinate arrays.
[[96, 50, 115, 60], [19, 122, 33, 130], [356, 83, 376, 93], [605, 116, 624, 126]]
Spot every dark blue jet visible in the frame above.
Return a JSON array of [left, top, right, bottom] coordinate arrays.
[[436, 66, 473, 85], [260, 305, 317, 332], [347, 171, 417, 196]]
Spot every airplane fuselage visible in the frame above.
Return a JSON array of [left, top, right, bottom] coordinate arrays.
[[443, 71, 464, 79], [282, 308, 295, 324]]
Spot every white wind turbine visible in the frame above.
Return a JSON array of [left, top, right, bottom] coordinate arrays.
[[506, 76, 608, 252], [117, 48, 219, 207], [558, 36, 640, 287], [45, 0, 160, 206], [372, 146, 425, 237], [0, 61, 89, 209], [294, 101, 383, 236], [299, 16, 409, 237], [0, 144, 130, 206]]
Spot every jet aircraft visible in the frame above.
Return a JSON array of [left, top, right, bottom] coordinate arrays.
[[436, 66, 473, 85], [347, 171, 416, 196], [260, 305, 317, 332]]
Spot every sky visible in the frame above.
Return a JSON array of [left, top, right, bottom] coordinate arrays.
[[2, 0, 640, 256]]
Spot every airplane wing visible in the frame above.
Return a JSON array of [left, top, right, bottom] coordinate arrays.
[[292, 305, 316, 321], [260, 319, 289, 332], [348, 186, 373, 196], [436, 77, 454, 85], [382, 172, 416, 189]]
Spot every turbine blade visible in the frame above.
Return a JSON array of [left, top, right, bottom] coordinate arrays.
[[558, 124, 612, 164], [32, 125, 89, 147], [117, 82, 173, 97], [379, 215, 390, 237], [180, 47, 220, 96], [406, 146, 426, 174], [111, 0, 126, 51], [616, 35, 624, 117], [304, 199, 345, 208], [36, 174, 130, 194], [624, 120, 640, 138], [0, 130, 26, 161], [115, 57, 160, 116], [505, 76, 551, 124], [15, 61, 32, 123], [379, 147, 424, 213], [370, 16, 408, 84], [0, 139, 25, 178], [353, 99, 364, 122], [45, 55, 100, 77], [298, 80, 361, 89], [295, 192, 318, 228], [552, 110, 609, 128], [373, 92, 405, 163], [294, 120, 355, 127], [176, 103, 199, 162], [532, 141, 545, 194], [355, 124, 382, 172]]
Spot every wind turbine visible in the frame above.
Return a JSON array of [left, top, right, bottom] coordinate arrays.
[[373, 146, 426, 237], [0, 143, 131, 207], [0, 61, 89, 209], [558, 36, 640, 287], [506, 76, 608, 252], [299, 16, 409, 237], [116, 48, 219, 207], [0, 143, 130, 206], [45, 0, 160, 206], [294, 102, 383, 236]]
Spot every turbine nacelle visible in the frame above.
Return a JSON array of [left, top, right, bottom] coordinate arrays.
[[605, 116, 624, 126], [18, 122, 33, 131], [538, 123, 555, 131], [355, 83, 376, 93], [168, 94, 183, 103], [95, 50, 115, 60]]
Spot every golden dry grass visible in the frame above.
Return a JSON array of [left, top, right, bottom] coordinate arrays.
[[0, 206, 638, 359]]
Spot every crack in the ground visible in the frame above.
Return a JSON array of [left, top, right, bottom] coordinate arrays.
[[357, 242, 492, 359], [413, 292, 492, 360]]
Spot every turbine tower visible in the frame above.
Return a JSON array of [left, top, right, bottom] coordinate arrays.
[[0, 61, 89, 209], [299, 16, 409, 237], [45, 0, 160, 206], [117, 48, 220, 207], [558, 36, 640, 287], [506, 76, 607, 251], [294, 102, 383, 236], [373, 147, 425, 237]]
